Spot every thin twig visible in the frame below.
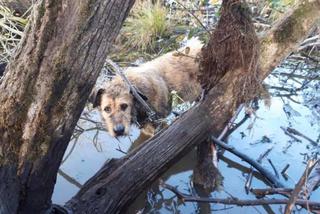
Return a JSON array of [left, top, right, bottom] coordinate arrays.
[[251, 188, 293, 198], [173, 0, 211, 35], [245, 147, 273, 193], [280, 126, 302, 142], [218, 104, 245, 140], [286, 127, 318, 146], [211, 136, 285, 188], [301, 162, 320, 200], [58, 169, 82, 189], [215, 104, 245, 169], [281, 164, 290, 176], [161, 182, 320, 209], [284, 160, 319, 214], [268, 159, 280, 178], [61, 137, 79, 165]]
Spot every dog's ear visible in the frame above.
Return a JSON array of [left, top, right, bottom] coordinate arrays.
[[88, 88, 105, 108]]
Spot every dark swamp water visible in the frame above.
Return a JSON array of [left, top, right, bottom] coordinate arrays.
[[52, 58, 320, 213]]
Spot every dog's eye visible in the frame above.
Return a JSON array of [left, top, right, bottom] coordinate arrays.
[[104, 106, 111, 113], [120, 103, 128, 111]]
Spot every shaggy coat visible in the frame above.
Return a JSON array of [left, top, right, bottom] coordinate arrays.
[[92, 40, 202, 137]]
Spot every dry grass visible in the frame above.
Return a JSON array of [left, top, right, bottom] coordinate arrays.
[[0, 5, 28, 63], [120, 0, 173, 52]]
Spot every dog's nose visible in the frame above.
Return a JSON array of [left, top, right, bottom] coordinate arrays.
[[113, 124, 125, 136]]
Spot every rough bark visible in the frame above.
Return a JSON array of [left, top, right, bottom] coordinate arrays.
[[0, 0, 135, 213], [193, 140, 222, 191], [65, 1, 320, 213], [196, 0, 260, 191]]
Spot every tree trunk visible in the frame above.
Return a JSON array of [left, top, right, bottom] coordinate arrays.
[[65, 1, 320, 213], [0, 0, 135, 213]]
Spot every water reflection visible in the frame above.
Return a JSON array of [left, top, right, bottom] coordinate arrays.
[[52, 60, 320, 213]]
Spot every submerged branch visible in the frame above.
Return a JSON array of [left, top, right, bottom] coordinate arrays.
[[301, 162, 320, 200], [211, 136, 285, 188], [251, 188, 293, 198], [284, 160, 319, 214], [245, 147, 273, 193], [161, 182, 320, 209], [286, 127, 318, 146]]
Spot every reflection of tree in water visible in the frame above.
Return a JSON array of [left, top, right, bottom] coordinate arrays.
[[57, 57, 320, 213], [126, 52, 320, 213], [54, 24, 320, 214], [266, 53, 320, 144]]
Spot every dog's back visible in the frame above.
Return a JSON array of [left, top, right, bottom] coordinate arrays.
[[92, 40, 203, 136], [135, 39, 203, 102]]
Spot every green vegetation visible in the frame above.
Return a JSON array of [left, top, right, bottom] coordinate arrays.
[[111, 0, 213, 62], [120, 0, 172, 52]]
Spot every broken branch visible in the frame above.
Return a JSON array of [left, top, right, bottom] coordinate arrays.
[[211, 136, 285, 188], [284, 160, 319, 214], [161, 182, 320, 209], [251, 188, 293, 198]]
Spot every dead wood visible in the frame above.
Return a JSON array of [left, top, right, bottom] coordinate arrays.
[[301, 162, 320, 199], [0, 0, 135, 213], [284, 160, 319, 214], [64, 1, 320, 213], [251, 188, 293, 198], [251, 162, 320, 212], [280, 126, 302, 142], [268, 159, 280, 178], [211, 136, 285, 188], [245, 147, 273, 193], [286, 127, 318, 146], [199, 0, 260, 103], [161, 182, 320, 209], [195, 0, 260, 191]]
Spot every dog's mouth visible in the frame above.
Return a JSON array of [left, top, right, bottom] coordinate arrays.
[[111, 124, 128, 137], [114, 132, 127, 137]]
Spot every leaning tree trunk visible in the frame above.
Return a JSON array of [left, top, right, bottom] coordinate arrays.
[[0, 0, 135, 213], [65, 1, 320, 213]]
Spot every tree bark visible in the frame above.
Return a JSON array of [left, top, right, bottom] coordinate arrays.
[[65, 1, 320, 213], [0, 0, 135, 213]]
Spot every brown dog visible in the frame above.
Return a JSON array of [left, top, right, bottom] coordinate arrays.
[[91, 40, 203, 137]]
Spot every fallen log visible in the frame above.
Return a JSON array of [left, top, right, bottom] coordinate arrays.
[[64, 1, 320, 213]]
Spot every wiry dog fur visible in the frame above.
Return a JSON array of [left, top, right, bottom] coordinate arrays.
[[92, 39, 203, 137]]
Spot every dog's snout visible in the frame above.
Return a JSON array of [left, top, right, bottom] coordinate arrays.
[[113, 124, 125, 136]]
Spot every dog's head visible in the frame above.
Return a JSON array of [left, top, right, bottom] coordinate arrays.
[[90, 78, 149, 137], [90, 79, 134, 137]]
